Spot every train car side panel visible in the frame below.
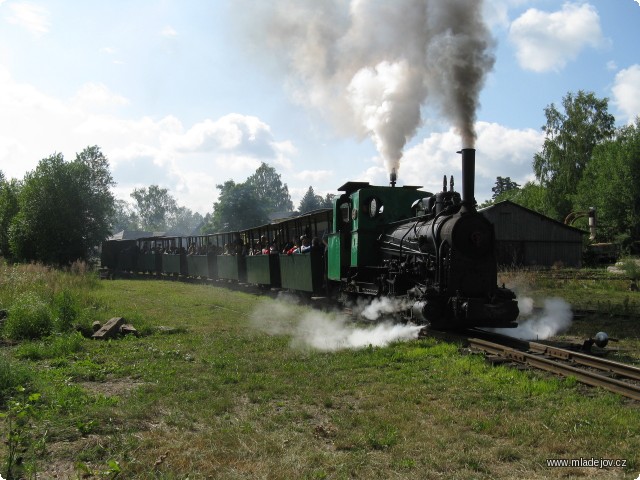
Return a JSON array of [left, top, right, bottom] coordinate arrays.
[[186, 255, 210, 278], [246, 254, 281, 287], [162, 254, 187, 275], [217, 255, 247, 282], [280, 253, 323, 293]]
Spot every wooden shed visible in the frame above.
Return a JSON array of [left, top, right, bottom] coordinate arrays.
[[481, 201, 584, 268]]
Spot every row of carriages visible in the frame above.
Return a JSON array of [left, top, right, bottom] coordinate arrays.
[[101, 209, 333, 295]]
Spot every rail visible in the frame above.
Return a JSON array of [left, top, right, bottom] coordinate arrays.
[[468, 337, 640, 401]]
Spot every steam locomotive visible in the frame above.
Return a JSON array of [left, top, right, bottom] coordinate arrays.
[[102, 149, 519, 329]]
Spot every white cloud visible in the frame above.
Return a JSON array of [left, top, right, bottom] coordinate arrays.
[[509, 2, 607, 72], [482, 0, 532, 29], [360, 122, 543, 203], [0, 66, 299, 214], [161, 26, 177, 37], [295, 170, 333, 183], [6, 2, 51, 36], [72, 83, 129, 110], [612, 65, 640, 123], [167, 114, 279, 156]]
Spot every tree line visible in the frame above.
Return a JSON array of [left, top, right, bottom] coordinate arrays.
[[200, 163, 334, 233], [485, 90, 640, 249], [0, 150, 334, 265]]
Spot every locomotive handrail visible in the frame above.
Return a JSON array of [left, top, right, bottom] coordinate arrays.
[[431, 210, 446, 286], [397, 222, 415, 260], [377, 242, 424, 256]]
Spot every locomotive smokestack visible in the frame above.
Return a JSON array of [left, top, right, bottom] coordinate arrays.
[[390, 168, 397, 187], [459, 148, 476, 213]]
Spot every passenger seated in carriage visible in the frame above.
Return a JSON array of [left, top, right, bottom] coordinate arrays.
[[285, 239, 299, 255], [299, 236, 311, 253], [262, 240, 271, 255]]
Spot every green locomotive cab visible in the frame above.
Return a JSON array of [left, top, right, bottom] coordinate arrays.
[[327, 182, 430, 292]]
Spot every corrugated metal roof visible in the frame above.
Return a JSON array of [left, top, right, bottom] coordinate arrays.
[[108, 230, 152, 241], [481, 201, 586, 235]]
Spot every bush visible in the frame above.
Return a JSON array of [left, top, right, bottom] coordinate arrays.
[[4, 292, 53, 340], [620, 257, 640, 281], [52, 290, 79, 332]]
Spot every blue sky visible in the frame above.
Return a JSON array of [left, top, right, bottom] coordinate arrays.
[[0, 0, 639, 215]]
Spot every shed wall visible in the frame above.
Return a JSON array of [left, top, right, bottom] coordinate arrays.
[[482, 202, 583, 268]]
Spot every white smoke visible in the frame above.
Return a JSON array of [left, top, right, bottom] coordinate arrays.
[[237, 0, 495, 175], [356, 296, 413, 321], [491, 297, 573, 340], [250, 298, 422, 352], [517, 296, 534, 316]]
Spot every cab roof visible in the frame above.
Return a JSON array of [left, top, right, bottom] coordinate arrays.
[[337, 181, 423, 196]]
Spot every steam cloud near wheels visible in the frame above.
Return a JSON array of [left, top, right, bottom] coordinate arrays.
[[250, 296, 422, 351]]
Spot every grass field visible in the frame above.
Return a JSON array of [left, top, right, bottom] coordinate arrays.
[[1, 264, 639, 479]]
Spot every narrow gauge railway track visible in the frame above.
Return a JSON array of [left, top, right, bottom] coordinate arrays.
[[468, 337, 640, 401]]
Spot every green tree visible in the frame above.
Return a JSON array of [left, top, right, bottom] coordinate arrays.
[[167, 206, 203, 234], [246, 162, 294, 214], [110, 199, 140, 233], [74, 145, 116, 243], [130, 185, 179, 231], [9, 149, 116, 265], [204, 180, 269, 232], [491, 176, 520, 200], [533, 90, 615, 220], [321, 193, 336, 208], [298, 186, 324, 214], [575, 118, 640, 244], [124, 187, 203, 234], [498, 182, 550, 215], [0, 177, 21, 257]]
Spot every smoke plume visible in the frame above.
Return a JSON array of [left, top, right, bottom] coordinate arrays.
[[491, 297, 573, 341], [239, 0, 495, 174], [250, 298, 422, 352]]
